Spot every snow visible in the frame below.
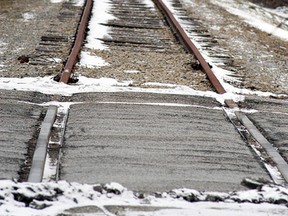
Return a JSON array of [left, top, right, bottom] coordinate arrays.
[[85, 0, 115, 50], [0, 75, 242, 105], [50, 0, 84, 6], [0, 0, 286, 104], [0, 180, 287, 215], [50, 0, 65, 3], [104, 182, 125, 194], [41, 102, 73, 182], [78, 51, 109, 68], [22, 12, 34, 22], [1, 0, 288, 214], [162, 0, 287, 100], [78, 0, 115, 67], [210, 0, 288, 41]]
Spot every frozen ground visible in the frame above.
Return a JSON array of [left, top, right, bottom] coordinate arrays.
[[0, 180, 287, 215], [182, 0, 288, 94], [212, 0, 288, 40], [0, 0, 287, 215]]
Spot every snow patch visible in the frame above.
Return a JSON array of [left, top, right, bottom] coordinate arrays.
[[0, 75, 216, 99], [85, 0, 116, 50], [0, 180, 287, 215], [40, 102, 76, 182], [22, 12, 34, 22], [79, 51, 109, 68], [50, 0, 66, 3], [50, 0, 84, 6], [73, 0, 85, 7], [0, 75, 284, 105], [211, 0, 288, 41]]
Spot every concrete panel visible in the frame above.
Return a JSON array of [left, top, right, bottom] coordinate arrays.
[[61, 99, 270, 192]]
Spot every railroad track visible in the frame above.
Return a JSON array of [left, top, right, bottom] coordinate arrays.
[[1, 0, 287, 191]]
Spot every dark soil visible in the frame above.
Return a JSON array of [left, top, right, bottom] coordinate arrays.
[[247, 0, 288, 8]]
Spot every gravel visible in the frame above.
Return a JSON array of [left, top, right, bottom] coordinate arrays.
[[182, 0, 288, 94], [0, 0, 82, 78], [78, 0, 214, 92]]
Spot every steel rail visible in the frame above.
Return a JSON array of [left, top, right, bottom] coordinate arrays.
[[28, 0, 93, 182], [236, 112, 288, 183], [59, 0, 93, 83], [152, 0, 226, 95], [153, 0, 288, 183], [28, 106, 57, 182]]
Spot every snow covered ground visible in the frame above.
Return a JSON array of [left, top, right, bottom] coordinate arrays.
[[0, 180, 287, 215], [0, 0, 285, 104], [210, 0, 288, 41], [182, 0, 288, 41], [0, 0, 288, 215]]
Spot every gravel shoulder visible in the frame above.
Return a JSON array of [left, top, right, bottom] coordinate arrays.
[[182, 0, 288, 94], [0, 0, 82, 78]]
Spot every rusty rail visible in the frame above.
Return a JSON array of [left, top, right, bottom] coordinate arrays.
[[152, 1, 288, 183], [59, 0, 93, 83], [153, 0, 227, 95]]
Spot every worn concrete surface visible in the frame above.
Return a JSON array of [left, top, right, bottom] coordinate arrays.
[[244, 96, 288, 163], [61, 92, 270, 192], [0, 90, 46, 180], [69, 92, 220, 107]]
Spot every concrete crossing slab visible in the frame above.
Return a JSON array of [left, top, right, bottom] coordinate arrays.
[[61, 93, 270, 192], [0, 94, 45, 180]]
